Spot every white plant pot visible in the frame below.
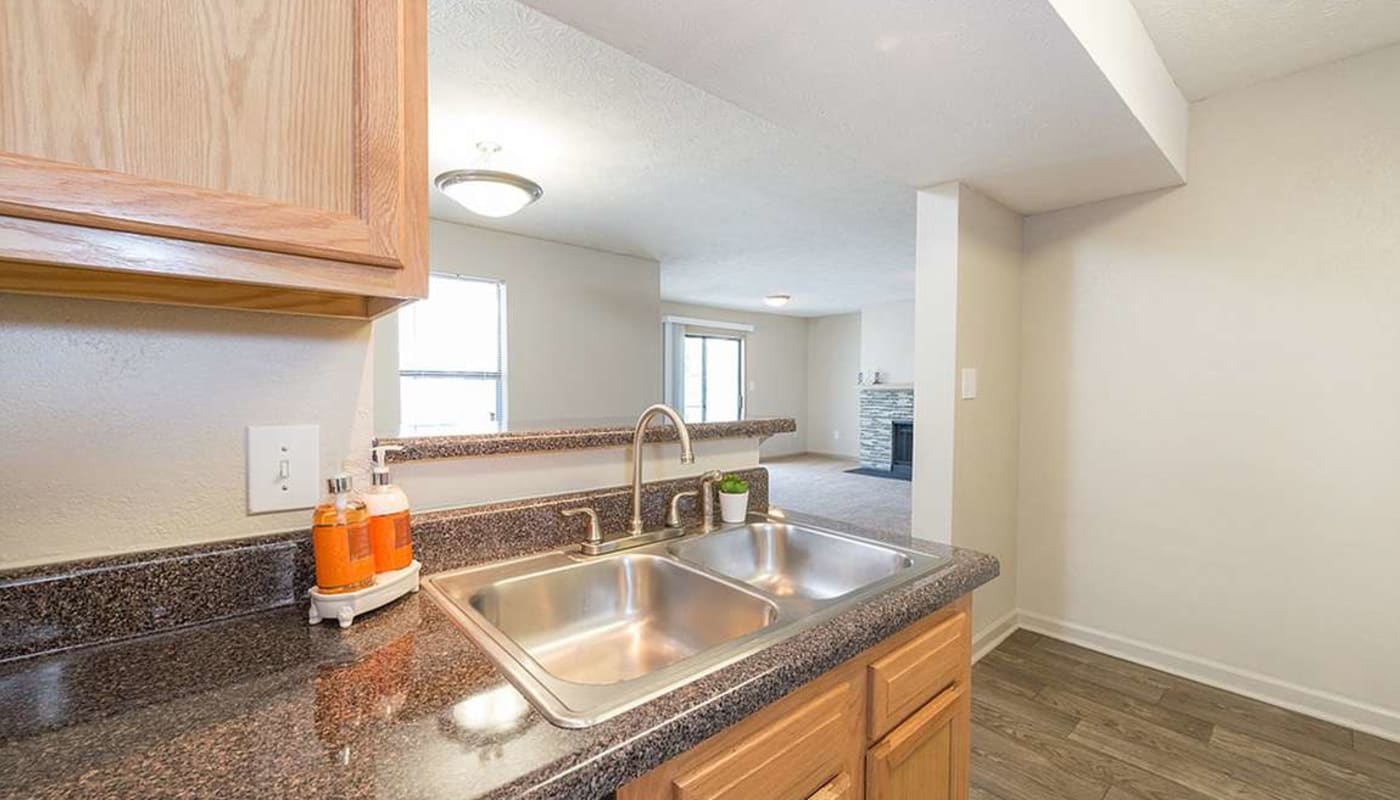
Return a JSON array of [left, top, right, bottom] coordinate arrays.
[[719, 491, 749, 524]]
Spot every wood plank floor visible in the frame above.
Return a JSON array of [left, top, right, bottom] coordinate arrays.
[[971, 630, 1400, 800]]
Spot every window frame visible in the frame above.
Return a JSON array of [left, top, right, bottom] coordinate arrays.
[[397, 272, 506, 433], [683, 331, 746, 423]]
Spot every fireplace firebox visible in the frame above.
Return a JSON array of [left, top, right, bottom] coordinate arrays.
[[890, 421, 913, 476]]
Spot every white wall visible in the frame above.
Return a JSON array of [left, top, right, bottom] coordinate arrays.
[[913, 183, 1023, 645], [912, 185, 961, 545], [1020, 44, 1400, 735], [860, 300, 916, 385], [0, 294, 374, 568], [376, 221, 662, 435], [661, 302, 808, 458], [806, 313, 861, 458], [950, 186, 1022, 646]]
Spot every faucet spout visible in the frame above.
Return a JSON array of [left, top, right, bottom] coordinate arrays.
[[629, 404, 693, 535]]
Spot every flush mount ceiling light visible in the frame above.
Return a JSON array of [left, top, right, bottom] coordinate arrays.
[[435, 142, 543, 218], [763, 294, 792, 308]]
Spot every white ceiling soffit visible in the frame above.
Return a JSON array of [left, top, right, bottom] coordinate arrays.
[[428, 0, 916, 317], [517, 0, 1187, 213], [1131, 0, 1400, 101]]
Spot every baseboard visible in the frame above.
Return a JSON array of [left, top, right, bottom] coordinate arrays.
[[971, 608, 1021, 664], [1017, 610, 1400, 745]]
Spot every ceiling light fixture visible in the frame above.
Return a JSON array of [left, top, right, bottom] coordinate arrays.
[[764, 294, 792, 308], [435, 142, 543, 218]]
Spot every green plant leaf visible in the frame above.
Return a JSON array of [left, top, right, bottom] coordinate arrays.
[[719, 474, 749, 494]]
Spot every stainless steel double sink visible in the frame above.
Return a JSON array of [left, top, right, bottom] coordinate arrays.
[[424, 516, 950, 727]]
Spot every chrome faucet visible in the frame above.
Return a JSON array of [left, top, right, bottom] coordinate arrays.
[[628, 404, 694, 535], [572, 404, 695, 556]]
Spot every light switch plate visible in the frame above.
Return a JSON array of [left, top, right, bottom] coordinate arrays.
[[960, 368, 978, 400], [247, 425, 319, 513]]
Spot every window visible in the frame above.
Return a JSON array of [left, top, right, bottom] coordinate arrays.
[[683, 333, 744, 423], [397, 274, 504, 434]]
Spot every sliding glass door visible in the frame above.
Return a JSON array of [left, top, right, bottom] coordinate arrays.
[[683, 334, 744, 423]]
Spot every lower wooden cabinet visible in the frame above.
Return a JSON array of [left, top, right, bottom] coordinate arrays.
[[618, 596, 972, 800], [866, 683, 969, 800]]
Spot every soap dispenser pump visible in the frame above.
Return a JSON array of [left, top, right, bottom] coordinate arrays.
[[365, 445, 413, 573]]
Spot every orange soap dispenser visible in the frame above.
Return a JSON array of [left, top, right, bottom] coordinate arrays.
[[311, 473, 375, 594], [365, 445, 413, 573]]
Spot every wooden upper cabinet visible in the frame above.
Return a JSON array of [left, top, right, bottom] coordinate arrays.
[[0, 0, 427, 318]]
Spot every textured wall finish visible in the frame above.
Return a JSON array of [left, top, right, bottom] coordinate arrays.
[[427, 0, 915, 316], [911, 182, 1023, 645], [374, 221, 662, 436], [1020, 44, 1400, 730], [519, 0, 1184, 212], [805, 313, 861, 458], [860, 300, 916, 385], [0, 294, 373, 569], [1130, 0, 1400, 100]]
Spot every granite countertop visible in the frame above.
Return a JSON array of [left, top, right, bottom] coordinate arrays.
[[377, 417, 798, 462], [0, 518, 997, 800]]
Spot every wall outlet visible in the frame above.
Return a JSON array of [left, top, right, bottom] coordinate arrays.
[[246, 425, 320, 513]]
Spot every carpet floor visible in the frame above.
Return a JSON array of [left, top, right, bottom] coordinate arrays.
[[763, 454, 912, 535]]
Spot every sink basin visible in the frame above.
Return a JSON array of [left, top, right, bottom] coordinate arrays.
[[424, 516, 948, 727], [434, 554, 776, 685], [671, 522, 912, 599]]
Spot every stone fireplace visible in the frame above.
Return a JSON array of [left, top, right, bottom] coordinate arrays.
[[858, 386, 914, 473]]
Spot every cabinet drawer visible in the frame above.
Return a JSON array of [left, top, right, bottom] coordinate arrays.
[[867, 611, 968, 740], [670, 677, 862, 800]]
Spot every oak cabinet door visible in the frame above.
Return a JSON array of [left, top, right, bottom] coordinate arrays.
[[866, 684, 969, 800], [0, 0, 426, 315], [627, 678, 864, 800]]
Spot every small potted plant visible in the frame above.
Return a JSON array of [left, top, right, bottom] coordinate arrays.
[[718, 474, 750, 524]]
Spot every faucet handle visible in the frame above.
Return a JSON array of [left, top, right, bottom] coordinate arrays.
[[562, 507, 603, 544], [666, 490, 699, 528]]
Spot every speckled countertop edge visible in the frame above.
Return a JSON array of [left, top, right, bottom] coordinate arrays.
[[377, 417, 798, 462]]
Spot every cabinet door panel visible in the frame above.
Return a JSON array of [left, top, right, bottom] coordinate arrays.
[[671, 679, 863, 800], [0, 0, 416, 270], [867, 684, 969, 800]]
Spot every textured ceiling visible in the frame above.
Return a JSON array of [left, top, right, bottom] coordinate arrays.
[[517, 0, 1184, 214], [427, 0, 916, 316], [1131, 0, 1400, 100]]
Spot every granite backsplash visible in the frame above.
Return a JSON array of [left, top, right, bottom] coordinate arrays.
[[0, 467, 769, 661]]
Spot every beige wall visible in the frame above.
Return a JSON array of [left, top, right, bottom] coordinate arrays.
[[376, 221, 662, 435], [951, 186, 1022, 645], [806, 313, 861, 458], [860, 300, 915, 385], [913, 183, 1022, 646], [1019, 44, 1400, 733], [661, 302, 808, 458], [0, 294, 374, 569]]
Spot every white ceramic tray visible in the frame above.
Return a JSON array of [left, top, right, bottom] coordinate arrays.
[[308, 560, 421, 628]]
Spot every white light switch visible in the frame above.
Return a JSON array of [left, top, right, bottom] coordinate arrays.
[[960, 368, 978, 400], [247, 425, 319, 513]]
